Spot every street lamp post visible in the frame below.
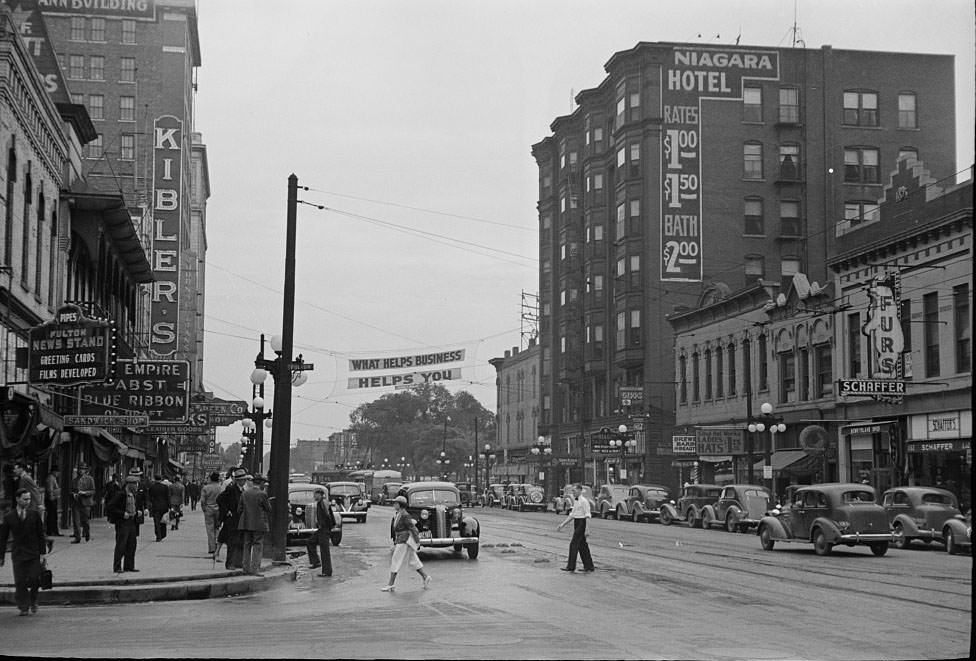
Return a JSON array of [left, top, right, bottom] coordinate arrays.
[[747, 402, 786, 494], [435, 451, 450, 481], [530, 436, 552, 498], [609, 424, 637, 485], [463, 456, 474, 482], [481, 444, 496, 489]]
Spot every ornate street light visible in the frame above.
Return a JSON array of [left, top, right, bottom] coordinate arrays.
[[748, 402, 786, 493], [481, 443, 496, 487], [609, 424, 637, 484], [435, 451, 450, 480], [531, 436, 553, 497]]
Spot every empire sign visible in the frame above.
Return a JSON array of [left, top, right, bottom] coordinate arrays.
[[78, 359, 189, 423]]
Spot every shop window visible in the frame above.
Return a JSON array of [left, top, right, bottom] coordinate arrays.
[[844, 147, 880, 184], [848, 312, 861, 377], [898, 93, 917, 129], [743, 142, 763, 179], [779, 87, 799, 123], [744, 197, 764, 235], [743, 86, 762, 122], [923, 292, 940, 377], [843, 90, 878, 126], [953, 284, 970, 373]]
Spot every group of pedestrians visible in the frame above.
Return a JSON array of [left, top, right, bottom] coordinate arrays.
[[212, 467, 272, 576]]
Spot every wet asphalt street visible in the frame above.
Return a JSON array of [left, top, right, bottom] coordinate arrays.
[[1, 504, 970, 660]]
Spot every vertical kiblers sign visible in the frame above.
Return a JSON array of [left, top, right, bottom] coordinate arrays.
[[661, 48, 779, 281], [150, 116, 183, 356]]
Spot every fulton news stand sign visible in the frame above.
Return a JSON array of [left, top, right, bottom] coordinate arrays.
[[28, 304, 114, 386]]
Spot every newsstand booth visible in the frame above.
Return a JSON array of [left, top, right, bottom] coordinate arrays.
[[906, 411, 972, 512]]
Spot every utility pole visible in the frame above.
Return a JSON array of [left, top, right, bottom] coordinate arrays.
[[268, 174, 298, 562], [473, 417, 479, 493]]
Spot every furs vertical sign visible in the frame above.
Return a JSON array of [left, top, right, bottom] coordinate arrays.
[[150, 116, 183, 356], [660, 48, 779, 282]]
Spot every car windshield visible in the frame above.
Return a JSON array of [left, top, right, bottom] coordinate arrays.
[[921, 492, 954, 505], [841, 490, 875, 503], [743, 489, 770, 501], [647, 489, 669, 499], [384, 483, 401, 491], [330, 484, 361, 496], [289, 489, 317, 503], [409, 489, 460, 506]]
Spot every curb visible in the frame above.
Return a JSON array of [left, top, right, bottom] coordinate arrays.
[[0, 564, 297, 606]]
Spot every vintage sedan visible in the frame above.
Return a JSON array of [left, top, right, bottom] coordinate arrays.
[[659, 483, 722, 527], [619, 484, 672, 522], [483, 483, 506, 508], [455, 482, 478, 507], [701, 484, 773, 532], [399, 481, 480, 559], [286, 483, 342, 546], [881, 486, 965, 550], [325, 481, 369, 523], [757, 483, 892, 556], [508, 484, 547, 512], [378, 482, 402, 505], [552, 485, 575, 514], [596, 484, 629, 519], [943, 510, 972, 555]]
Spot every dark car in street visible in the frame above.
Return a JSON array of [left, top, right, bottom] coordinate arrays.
[[378, 482, 402, 505], [286, 483, 342, 546], [483, 483, 506, 508], [619, 484, 672, 522], [507, 483, 547, 512], [455, 482, 478, 507], [757, 483, 892, 556], [398, 481, 480, 559], [596, 484, 629, 519], [942, 510, 972, 555], [881, 486, 965, 550], [701, 484, 773, 532], [659, 483, 722, 527], [325, 481, 369, 523]]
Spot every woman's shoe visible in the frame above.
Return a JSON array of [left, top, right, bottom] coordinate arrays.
[[380, 585, 395, 592]]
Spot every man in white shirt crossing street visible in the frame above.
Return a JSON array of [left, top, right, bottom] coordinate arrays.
[[556, 483, 595, 573]]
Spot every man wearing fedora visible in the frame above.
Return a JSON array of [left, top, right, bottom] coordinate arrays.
[[0, 488, 47, 615], [106, 468, 146, 574], [237, 473, 272, 575], [71, 462, 96, 543], [148, 475, 171, 542], [217, 467, 247, 570]]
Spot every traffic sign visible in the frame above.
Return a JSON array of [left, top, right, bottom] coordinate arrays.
[[763, 465, 773, 479]]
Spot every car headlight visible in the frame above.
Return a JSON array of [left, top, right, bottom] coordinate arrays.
[[295, 506, 304, 515], [420, 509, 430, 520], [452, 507, 462, 523]]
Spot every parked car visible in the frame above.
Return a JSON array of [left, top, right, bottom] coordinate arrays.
[[378, 482, 402, 505], [596, 484, 629, 519], [286, 483, 342, 546], [659, 483, 722, 527], [757, 483, 892, 556], [942, 510, 972, 555], [881, 486, 965, 550], [483, 483, 506, 508], [619, 484, 672, 522], [507, 484, 547, 512], [455, 482, 477, 507], [398, 481, 480, 559], [325, 481, 369, 523], [701, 484, 773, 532], [552, 486, 575, 514]]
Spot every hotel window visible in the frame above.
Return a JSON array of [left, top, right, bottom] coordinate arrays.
[[798, 347, 810, 400], [5, 148, 14, 266], [779, 352, 795, 403], [88, 94, 104, 120], [629, 142, 640, 164], [629, 199, 640, 234], [568, 151, 578, 168], [758, 333, 768, 390], [953, 284, 970, 373], [843, 90, 878, 126], [120, 96, 135, 121], [70, 17, 85, 41], [629, 92, 641, 121], [48, 209, 57, 306], [121, 57, 136, 83], [743, 86, 762, 122], [122, 19, 137, 44], [616, 257, 626, 279], [898, 93, 917, 129], [923, 292, 940, 377], [844, 200, 880, 226], [560, 196, 567, 213], [778, 144, 800, 179], [844, 147, 879, 184], [591, 224, 603, 242], [591, 325, 604, 357], [593, 172, 604, 190], [593, 127, 603, 144], [744, 197, 763, 235], [742, 339, 752, 393], [898, 147, 918, 162], [591, 274, 604, 295], [89, 17, 105, 41], [89, 55, 105, 80], [744, 255, 764, 285], [848, 312, 861, 376], [21, 171, 32, 288], [716, 346, 724, 398], [779, 87, 799, 123], [690, 352, 700, 401], [781, 258, 801, 278], [743, 142, 763, 179], [542, 348, 551, 376], [780, 200, 801, 236], [679, 355, 688, 403], [616, 97, 626, 126], [616, 312, 626, 348], [86, 134, 103, 159], [69, 55, 84, 79], [35, 191, 44, 292], [629, 310, 641, 346], [728, 343, 737, 395], [616, 202, 626, 240], [814, 344, 832, 398], [704, 349, 713, 399], [616, 148, 626, 169], [629, 255, 641, 288]]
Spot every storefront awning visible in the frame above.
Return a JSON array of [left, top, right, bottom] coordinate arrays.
[[753, 449, 811, 471], [699, 455, 732, 463], [76, 426, 129, 463]]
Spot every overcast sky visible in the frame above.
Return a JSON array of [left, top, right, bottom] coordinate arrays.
[[195, 0, 975, 450]]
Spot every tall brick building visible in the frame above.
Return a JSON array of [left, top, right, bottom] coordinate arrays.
[[533, 41, 956, 489]]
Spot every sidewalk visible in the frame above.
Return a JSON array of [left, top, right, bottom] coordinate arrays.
[[0, 507, 295, 605]]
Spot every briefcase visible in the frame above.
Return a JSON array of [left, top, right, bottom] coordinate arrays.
[[39, 559, 53, 590]]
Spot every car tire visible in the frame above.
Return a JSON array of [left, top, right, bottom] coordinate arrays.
[[759, 526, 775, 551], [601, 507, 610, 520], [892, 523, 910, 549], [631, 508, 642, 523], [870, 542, 889, 557], [660, 509, 673, 526], [518, 502, 525, 512], [686, 510, 700, 528], [944, 529, 957, 555], [725, 514, 738, 533], [813, 529, 833, 556], [466, 542, 479, 559], [702, 510, 714, 529]]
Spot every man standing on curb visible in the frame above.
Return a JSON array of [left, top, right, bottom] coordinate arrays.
[[107, 468, 146, 573], [148, 475, 170, 542], [556, 483, 595, 573], [217, 468, 247, 570], [44, 467, 61, 538], [306, 487, 336, 577], [0, 488, 47, 615], [237, 473, 271, 576], [200, 472, 222, 555], [71, 463, 96, 543], [168, 475, 185, 531]]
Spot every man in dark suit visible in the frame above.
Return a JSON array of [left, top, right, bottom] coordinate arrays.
[[305, 488, 337, 577], [148, 475, 171, 541], [0, 488, 48, 615], [237, 473, 272, 575], [106, 468, 146, 573], [216, 467, 247, 570]]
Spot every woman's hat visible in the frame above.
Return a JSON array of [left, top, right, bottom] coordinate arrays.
[[393, 496, 408, 506]]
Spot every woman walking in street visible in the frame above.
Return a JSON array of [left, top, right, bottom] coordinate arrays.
[[381, 496, 430, 592]]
